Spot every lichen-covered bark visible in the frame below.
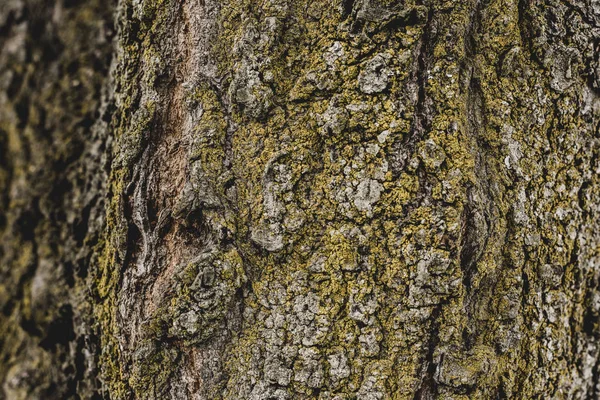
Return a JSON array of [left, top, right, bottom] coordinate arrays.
[[1, 0, 600, 399]]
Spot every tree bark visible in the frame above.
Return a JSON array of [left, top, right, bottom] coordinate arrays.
[[1, 0, 600, 399]]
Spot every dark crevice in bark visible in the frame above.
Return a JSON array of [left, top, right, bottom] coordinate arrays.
[[124, 220, 143, 276], [516, 0, 546, 68], [582, 307, 597, 337], [39, 304, 75, 351], [71, 336, 88, 397], [0, 129, 11, 232], [459, 196, 485, 294], [461, 0, 494, 328], [390, 6, 433, 177], [0, 9, 17, 37], [68, 331, 113, 400], [341, 0, 356, 20], [382, 8, 427, 32], [413, 303, 443, 400], [5, 66, 23, 100], [3, 206, 41, 322], [463, 0, 486, 66], [116, 180, 143, 297], [496, 378, 508, 399], [410, 6, 434, 145], [516, 0, 531, 54], [592, 338, 600, 398], [520, 268, 530, 327]]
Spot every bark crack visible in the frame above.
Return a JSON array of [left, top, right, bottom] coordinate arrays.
[[412, 303, 444, 400], [390, 5, 433, 176]]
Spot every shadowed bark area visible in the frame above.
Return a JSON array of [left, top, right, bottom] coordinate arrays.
[[1, 0, 600, 399], [0, 0, 114, 398]]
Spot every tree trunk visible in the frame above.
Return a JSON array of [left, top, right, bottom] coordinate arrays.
[[1, 0, 600, 398]]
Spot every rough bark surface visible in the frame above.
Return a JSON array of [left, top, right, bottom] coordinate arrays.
[[1, 0, 600, 399]]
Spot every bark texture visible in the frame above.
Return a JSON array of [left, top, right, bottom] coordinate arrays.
[[1, 0, 600, 399]]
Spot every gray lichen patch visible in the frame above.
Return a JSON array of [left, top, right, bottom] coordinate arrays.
[[358, 53, 393, 94], [250, 223, 285, 252], [436, 346, 497, 389], [352, 178, 384, 213], [230, 65, 274, 119], [547, 46, 578, 93], [323, 41, 346, 68], [318, 96, 350, 135], [419, 139, 447, 172]]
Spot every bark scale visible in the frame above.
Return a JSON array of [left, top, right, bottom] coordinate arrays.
[[1, 0, 600, 399]]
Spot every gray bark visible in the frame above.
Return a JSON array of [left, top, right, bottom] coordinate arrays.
[[1, 0, 600, 399]]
